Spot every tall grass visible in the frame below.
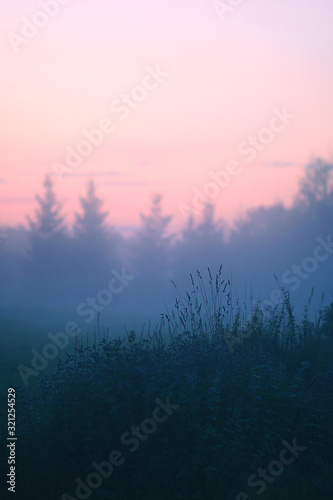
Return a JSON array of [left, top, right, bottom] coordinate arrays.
[[2, 270, 333, 499]]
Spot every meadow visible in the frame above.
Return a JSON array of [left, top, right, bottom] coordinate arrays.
[[1, 270, 333, 499]]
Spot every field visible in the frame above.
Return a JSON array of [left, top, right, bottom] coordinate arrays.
[[1, 274, 333, 500]]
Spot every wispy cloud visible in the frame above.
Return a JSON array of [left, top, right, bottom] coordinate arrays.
[[51, 171, 119, 178], [102, 181, 149, 186], [245, 161, 300, 169]]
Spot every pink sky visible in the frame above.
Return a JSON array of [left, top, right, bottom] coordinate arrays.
[[1, 0, 333, 233]]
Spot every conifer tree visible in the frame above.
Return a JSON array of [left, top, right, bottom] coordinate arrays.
[[138, 194, 172, 248], [132, 194, 173, 277], [28, 175, 65, 239], [74, 180, 108, 241]]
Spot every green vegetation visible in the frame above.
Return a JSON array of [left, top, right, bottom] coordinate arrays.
[[1, 271, 333, 499]]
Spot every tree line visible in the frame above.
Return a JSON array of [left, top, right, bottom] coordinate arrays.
[[0, 158, 332, 315]]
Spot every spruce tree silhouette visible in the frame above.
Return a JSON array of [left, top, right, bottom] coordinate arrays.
[[196, 202, 224, 240], [27, 175, 65, 239], [139, 195, 172, 246], [74, 180, 108, 243], [126, 194, 174, 314], [24, 175, 70, 307], [131, 194, 173, 283], [174, 202, 225, 277], [73, 179, 121, 297]]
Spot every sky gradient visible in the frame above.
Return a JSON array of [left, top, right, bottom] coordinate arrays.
[[1, 0, 333, 232]]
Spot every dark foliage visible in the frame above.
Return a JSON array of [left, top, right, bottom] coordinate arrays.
[[4, 275, 333, 500]]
